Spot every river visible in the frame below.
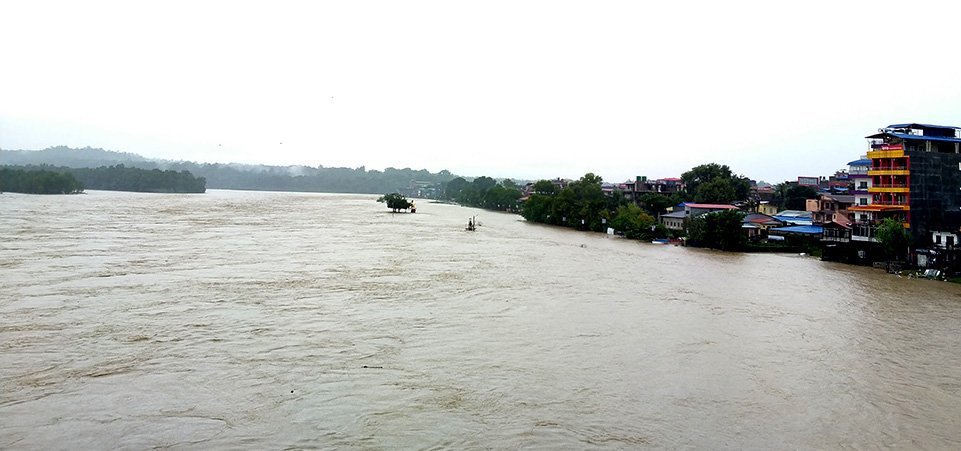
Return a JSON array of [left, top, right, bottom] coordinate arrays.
[[2, 189, 961, 449]]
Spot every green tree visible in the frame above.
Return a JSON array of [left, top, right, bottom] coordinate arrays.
[[377, 192, 413, 212], [876, 217, 909, 260], [682, 163, 750, 203], [444, 177, 469, 199], [532, 180, 556, 195], [694, 178, 737, 204], [571, 173, 606, 231], [773, 183, 818, 211], [611, 204, 658, 239], [686, 209, 746, 251], [638, 193, 674, 216], [521, 193, 553, 223], [471, 176, 497, 192], [522, 174, 628, 232]]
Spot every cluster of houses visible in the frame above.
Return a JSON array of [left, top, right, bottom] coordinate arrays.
[[400, 122, 961, 272], [524, 123, 961, 271]]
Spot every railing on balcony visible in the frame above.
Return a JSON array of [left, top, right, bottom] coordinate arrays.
[[870, 166, 908, 170], [852, 224, 878, 241], [873, 184, 909, 188], [866, 149, 906, 159], [822, 228, 852, 242], [869, 201, 908, 206]]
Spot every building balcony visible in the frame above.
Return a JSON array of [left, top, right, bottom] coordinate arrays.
[[868, 168, 910, 176], [852, 224, 878, 242], [850, 203, 909, 212], [867, 149, 905, 159], [869, 186, 910, 193]]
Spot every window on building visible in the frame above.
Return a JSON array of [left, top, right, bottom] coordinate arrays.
[[859, 198, 867, 205], [936, 235, 942, 244], [949, 236, 956, 247]]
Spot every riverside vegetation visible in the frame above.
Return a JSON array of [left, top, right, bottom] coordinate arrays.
[[1, 165, 206, 194], [0, 168, 84, 194]]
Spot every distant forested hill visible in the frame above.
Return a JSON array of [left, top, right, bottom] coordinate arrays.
[[1, 146, 150, 167], [0, 147, 455, 195]]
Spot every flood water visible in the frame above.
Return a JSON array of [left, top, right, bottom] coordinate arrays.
[[2, 189, 961, 449]]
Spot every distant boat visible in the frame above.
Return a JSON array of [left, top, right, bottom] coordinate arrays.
[[651, 239, 669, 244], [466, 215, 476, 231]]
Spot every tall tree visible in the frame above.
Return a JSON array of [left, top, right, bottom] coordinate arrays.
[[638, 193, 674, 216], [682, 163, 750, 203], [686, 209, 746, 251], [532, 180, 556, 195], [444, 177, 469, 199], [471, 176, 497, 192], [773, 183, 818, 211]]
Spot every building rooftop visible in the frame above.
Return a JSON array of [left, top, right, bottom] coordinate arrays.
[[886, 123, 960, 131], [821, 194, 855, 203], [770, 225, 824, 236], [683, 203, 739, 210], [774, 210, 813, 218], [865, 131, 961, 144], [743, 213, 784, 225]]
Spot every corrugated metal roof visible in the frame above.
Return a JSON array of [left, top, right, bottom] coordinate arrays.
[[684, 203, 738, 210], [743, 213, 783, 224], [770, 225, 823, 235], [887, 123, 960, 130], [773, 215, 813, 226], [774, 210, 813, 218], [822, 194, 855, 203], [865, 132, 961, 143]]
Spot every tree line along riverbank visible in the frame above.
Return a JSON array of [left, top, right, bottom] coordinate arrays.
[[0, 165, 206, 194], [444, 165, 774, 251]]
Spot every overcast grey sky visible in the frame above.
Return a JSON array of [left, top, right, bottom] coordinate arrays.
[[3, 0, 961, 183]]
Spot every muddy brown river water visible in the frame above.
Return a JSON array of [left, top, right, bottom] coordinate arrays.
[[2, 189, 961, 449]]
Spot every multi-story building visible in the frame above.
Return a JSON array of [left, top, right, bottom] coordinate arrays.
[[659, 203, 738, 231], [849, 123, 961, 245], [848, 156, 872, 221], [797, 176, 820, 188], [809, 193, 854, 226], [618, 176, 684, 205]]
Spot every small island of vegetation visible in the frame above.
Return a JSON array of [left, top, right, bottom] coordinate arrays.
[[1, 164, 206, 194], [0, 168, 84, 194], [378, 193, 415, 212]]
